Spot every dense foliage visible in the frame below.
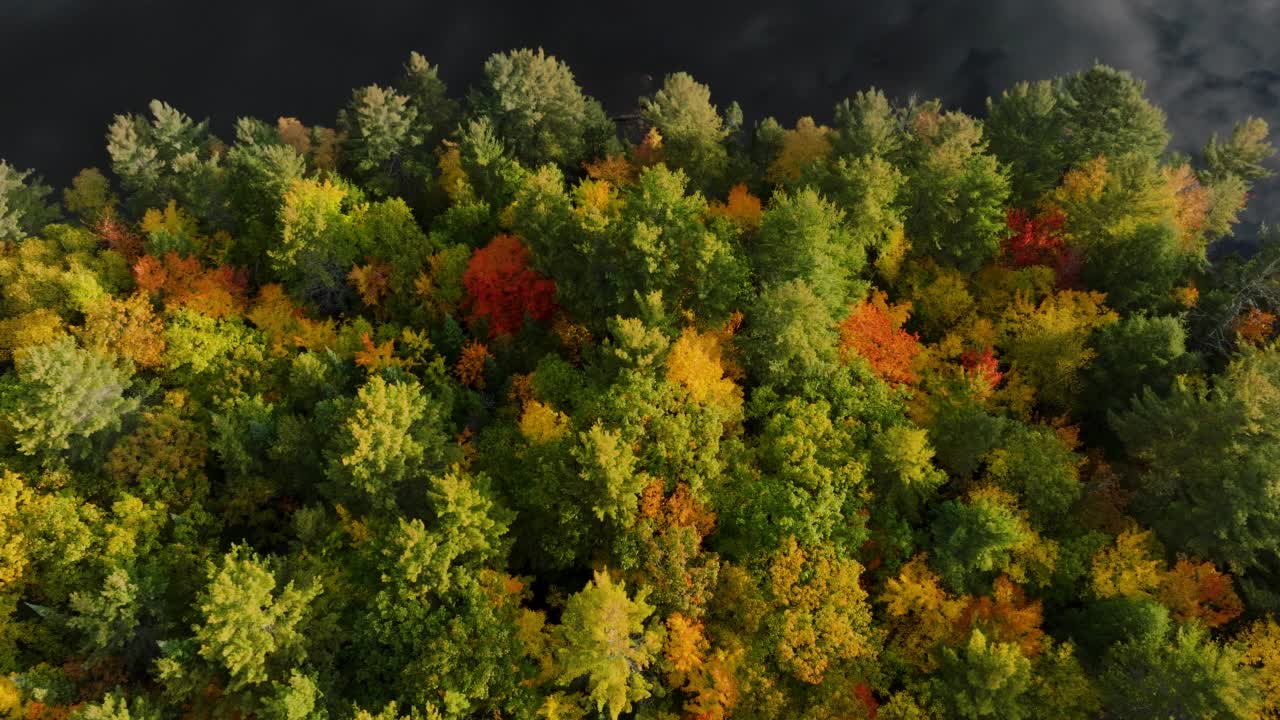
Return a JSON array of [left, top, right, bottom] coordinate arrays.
[[1, 50, 1279, 719]]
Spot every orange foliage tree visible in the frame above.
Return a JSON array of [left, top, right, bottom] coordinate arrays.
[[348, 260, 392, 308], [1234, 307, 1277, 347], [462, 234, 557, 337], [455, 339, 490, 388], [706, 184, 764, 230], [132, 252, 247, 318], [954, 576, 1045, 657], [1156, 558, 1244, 628], [838, 291, 922, 385]]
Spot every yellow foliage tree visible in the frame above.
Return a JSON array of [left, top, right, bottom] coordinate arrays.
[[520, 400, 570, 444], [881, 553, 969, 670], [584, 154, 637, 187], [349, 260, 393, 308], [1090, 528, 1163, 600], [666, 326, 743, 412], [768, 537, 874, 684], [76, 290, 166, 369], [1238, 616, 1280, 719], [999, 289, 1116, 409], [767, 117, 832, 183], [0, 308, 65, 362]]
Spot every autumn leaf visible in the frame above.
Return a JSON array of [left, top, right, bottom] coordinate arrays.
[[463, 234, 558, 338], [353, 332, 401, 373], [838, 291, 922, 386], [348, 260, 393, 308], [456, 339, 490, 388]]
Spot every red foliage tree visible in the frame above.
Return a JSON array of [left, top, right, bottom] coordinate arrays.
[[961, 346, 1004, 391], [1004, 208, 1079, 288], [462, 234, 558, 338], [838, 291, 922, 386], [854, 682, 879, 719]]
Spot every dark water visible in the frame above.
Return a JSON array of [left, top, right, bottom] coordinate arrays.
[[2, 0, 1277, 228]]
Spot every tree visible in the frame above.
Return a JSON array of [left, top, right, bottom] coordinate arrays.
[[640, 72, 729, 191], [930, 488, 1041, 594], [983, 424, 1081, 528], [0, 160, 58, 241], [106, 100, 225, 219], [1111, 347, 1280, 609], [933, 628, 1033, 720], [511, 164, 749, 326], [271, 178, 354, 309], [1081, 313, 1197, 427], [1054, 64, 1170, 168], [0, 336, 137, 464], [766, 117, 832, 183], [838, 290, 922, 385], [721, 395, 868, 555], [1081, 222, 1192, 314], [462, 234, 557, 337], [1203, 117, 1275, 186], [753, 188, 864, 315], [556, 570, 662, 720], [398, 51, 459, 154], [984, 80, 1065, 206], [1090, 528, 1164, 601], [69, 692, 162, 720], [999, 289, 1116, 411], [158, 545, 319, 698], [338, 84, 422, 197], [76, 291, 166, 369], [665, 325, 742, 411], [325, 375, 453, 512], [469, 48, 614, 169], [63, 167, 118, 225], [871, 424, 946, 522], [762, 537, 875, 684], [899, 108, 1011, 272], [1100, 623, 1262, 719], [831, 88, 901, 159], [133, 251, 248, 319], [742, 280, 839, 389], [1157, 558, 1244, 628], [1237, 616, 1280, 718], [105, 392, 210, 506]]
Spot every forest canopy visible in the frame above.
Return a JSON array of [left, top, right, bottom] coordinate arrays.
[[2, 49, 1280, 719]]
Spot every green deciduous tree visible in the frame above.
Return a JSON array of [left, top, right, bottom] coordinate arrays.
[[1054, 64, 1170, 168], [325, 375, 454, 512], [1100, 623, 1262, 719], [742, 279, 839, 389], [469, 48, 614, 170], [934, 628, 1033, 720], [640, 72, 730, 192], [984, 80, 1065, 207], [900, 107, 1011, 272], [556, 570, 662, 720], [0, 336, 137, 464], [1112, 347, 1280, 609], [0, 160, 59, 241], [753, 188, 864, 315]]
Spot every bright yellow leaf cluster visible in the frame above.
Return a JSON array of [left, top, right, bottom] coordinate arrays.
[[666, 326, 742, 411], [520, 400, 570, 444]]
